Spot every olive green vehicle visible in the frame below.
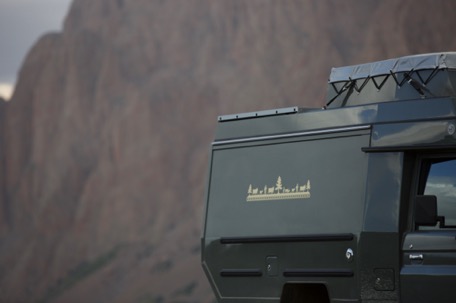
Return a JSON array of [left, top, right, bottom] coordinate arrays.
[[201, 53, 456, 302]]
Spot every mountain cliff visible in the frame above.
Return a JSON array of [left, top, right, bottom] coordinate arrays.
[[1, 0, 456, 302]]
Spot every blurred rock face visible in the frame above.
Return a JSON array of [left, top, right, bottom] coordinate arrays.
[[1, 0, 456, 302]]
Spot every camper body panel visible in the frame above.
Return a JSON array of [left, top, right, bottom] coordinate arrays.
[[203, 98, 456, 302], [203, 53, 456, 302], [203, 239, 359, 301], [204, 129, 370, 301], [214, 98, 456, 144]]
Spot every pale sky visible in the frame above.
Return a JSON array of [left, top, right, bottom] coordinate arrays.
[[0, 0, 72, 100]]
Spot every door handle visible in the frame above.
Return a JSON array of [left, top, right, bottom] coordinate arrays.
[[409, 253, 423, 261]]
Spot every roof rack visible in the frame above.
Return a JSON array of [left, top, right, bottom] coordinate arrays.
[[218, 106, 306, 122]]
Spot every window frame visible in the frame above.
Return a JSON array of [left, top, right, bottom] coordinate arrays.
[[414, 153, 456, 231]]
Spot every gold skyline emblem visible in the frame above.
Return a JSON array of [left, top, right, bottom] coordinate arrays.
[[246, 176, 311, 202]]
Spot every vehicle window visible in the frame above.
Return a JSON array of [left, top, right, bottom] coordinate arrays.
[[419, 158, 456, 229]]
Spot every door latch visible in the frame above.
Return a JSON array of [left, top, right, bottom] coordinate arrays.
[[409, 253, 423, 261]]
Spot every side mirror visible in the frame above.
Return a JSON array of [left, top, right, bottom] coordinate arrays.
[[415, 195, 438, 227]]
